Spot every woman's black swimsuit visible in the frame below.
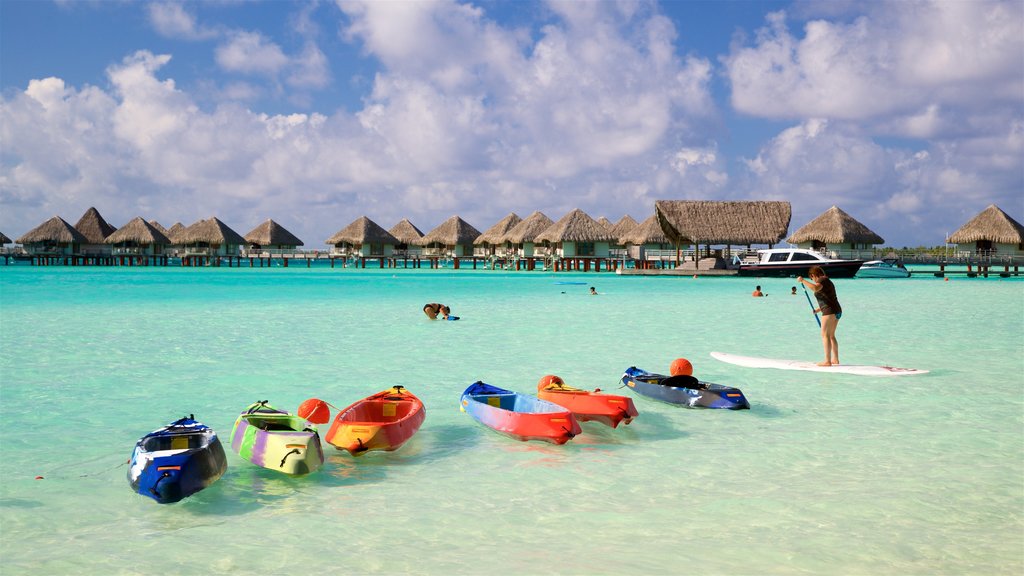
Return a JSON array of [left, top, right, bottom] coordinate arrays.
[[814, 278, 842, 317]]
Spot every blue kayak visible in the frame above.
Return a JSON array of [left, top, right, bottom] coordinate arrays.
[[621, 367, 750, 409], [128, 415, 228, 504], [460, 382, 581, 444]]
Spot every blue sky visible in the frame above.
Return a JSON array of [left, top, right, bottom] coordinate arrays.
[[1, 0, 1022, 247]]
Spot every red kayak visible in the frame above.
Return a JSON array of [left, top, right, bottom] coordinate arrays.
[[536, 375, 638, 428], [309, 387, 426, 456]]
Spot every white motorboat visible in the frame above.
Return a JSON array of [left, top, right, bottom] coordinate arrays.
[[857, 258, 911, 278], [736, 248, 864, 278]]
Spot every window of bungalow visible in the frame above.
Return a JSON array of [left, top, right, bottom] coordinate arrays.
[[370, 243, 382, 255], [578, 242, 595, 256]]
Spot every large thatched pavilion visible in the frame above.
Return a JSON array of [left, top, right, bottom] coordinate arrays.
[[474, 212, 521, 257], [947, 204, 1024, 258], [244, 219, 304, 254], [326, 216, 398, 258], [787, 206, 884, 258], [74, 207, 117, 256], [417, 216, 480, 258], [655, 200, 792, 265], [17, 216, 87, 256]]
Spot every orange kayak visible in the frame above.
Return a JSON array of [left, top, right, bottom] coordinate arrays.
[[537, 377, 638, 428], [324, 386, 426, 456]]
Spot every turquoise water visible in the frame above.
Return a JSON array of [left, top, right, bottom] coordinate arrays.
[[1, 266, 1021, 575]]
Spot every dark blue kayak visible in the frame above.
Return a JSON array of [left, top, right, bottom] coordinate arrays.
[[621, 367, 750, 409], [128, 415, 227, 504]]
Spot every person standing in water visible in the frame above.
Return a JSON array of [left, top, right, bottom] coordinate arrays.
[[797, 266, 842, 366], [752, 286, 764, 297]]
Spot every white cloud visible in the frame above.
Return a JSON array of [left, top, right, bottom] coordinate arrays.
[[725, 1, 1024, 138], [147, 2, 216, 40], [216, 31, 290, 76]]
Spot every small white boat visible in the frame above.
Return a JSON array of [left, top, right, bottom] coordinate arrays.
[[857, 258, 910, 278]]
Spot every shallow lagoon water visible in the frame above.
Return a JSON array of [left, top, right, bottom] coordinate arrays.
[[1, 265, 1021, 575]]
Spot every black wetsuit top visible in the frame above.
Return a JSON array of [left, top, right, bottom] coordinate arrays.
[[814, 278, 842, 316]]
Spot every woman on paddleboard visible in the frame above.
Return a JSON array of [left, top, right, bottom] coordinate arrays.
[[797, 266, 842, 366]]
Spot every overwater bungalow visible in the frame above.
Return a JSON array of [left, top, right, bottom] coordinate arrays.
[[655, 200, 791, 268], [621, 215, 673, 268], [244, 219, 304, 255], [417, 216, 481, 258], [947, 204, 1024, 259], [607, 215, 639, 259], [389, 218, 425, 258], [326, 216, 398, 258], [474, 212, 521, 257], [167, 222, 186, 241], [0, 231, 11, 246], [104, 217, 171, 259], [16, 216, 88, 257], [535, 209, 616, 270], [503, 211, 555, 261], [787, 206, 884, 259], [148, 221, 170, 236], [74, 207, 117, 257], [175, 217, 246, 258]]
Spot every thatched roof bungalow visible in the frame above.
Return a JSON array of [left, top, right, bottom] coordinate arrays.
[[474, 212, 521, 256], [947, 204, 1024, 257], [326, 216, 398, 257], [74, 207, 117, 256], [621, 214, 672, 253], [388, 219, 425, 255], [0, 231, 11, 245], [17, 216, 88, 255], [148, 221, 170, 236], [417, 216, 481, 257], [166, 222, 187, 243], [503, 211, 554, 258], [536, 209, 615, 258], [244, 219, 304, 254], [104, 217, 171, 255], [607, 215, 639, 252], [787, 206, 884, 256], [655, 200, 792, 251], [175, 217, 246, 256]]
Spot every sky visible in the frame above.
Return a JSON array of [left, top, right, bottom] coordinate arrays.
[[1, 0, 1022, 248]]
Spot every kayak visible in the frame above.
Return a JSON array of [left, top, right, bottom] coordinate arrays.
[[325, 386, 426, 456], [710, 351, 929, 376], [128, 415, 227, 504], [621, 366, 750, 409], [231, 401, 324, 476], [536, 377, 638, 428], [460, 382, 581, 444]]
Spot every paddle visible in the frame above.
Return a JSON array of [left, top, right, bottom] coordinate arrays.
[[801, 284, 821, 327]]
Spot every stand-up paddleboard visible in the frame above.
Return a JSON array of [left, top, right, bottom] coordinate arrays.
[[710, 352, 928, 377]]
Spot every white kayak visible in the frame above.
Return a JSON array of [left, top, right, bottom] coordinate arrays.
[[710, 352, 929, 377]]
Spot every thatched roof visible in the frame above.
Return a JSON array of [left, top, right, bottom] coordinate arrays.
[[326, 216, 398, 245], [167, 222, 186, 243], [504, 211, 555, 243], [148, 221, 170, 235], [388, 219, 424, 245], [105, 217, 171, 245], [787, 205, 884, 245], [0, 231, 11, 244], [597, 217, 613, 233], [655, 200, 791, 245], [17, 216, 88, 244], [245, 219, 304, 246], [74, 207, 117, 243], [621, 215, 670, 245], [474, 212, 522, 245], [417, 216, 481, 246], [947, 204, 1024, 244], [608, 215, 639, 240], [175, 217, 246, 245], [536, 209, 615, 243]]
